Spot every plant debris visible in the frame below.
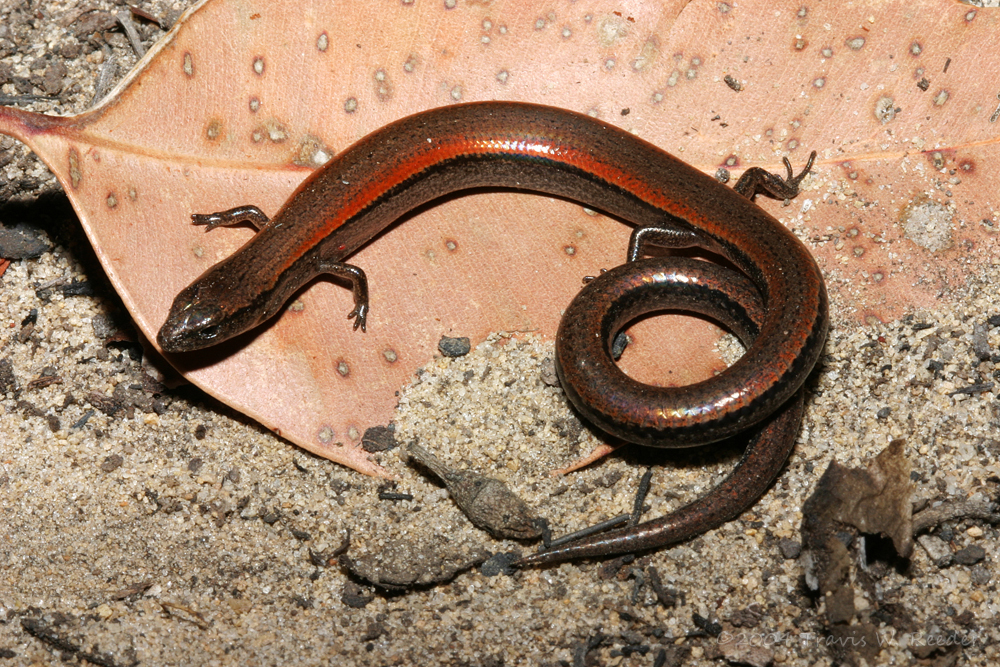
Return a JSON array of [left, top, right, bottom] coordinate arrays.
[[340, 541, 490, 590], [800, 440, 914, 665], [407, 441, 542, 539]]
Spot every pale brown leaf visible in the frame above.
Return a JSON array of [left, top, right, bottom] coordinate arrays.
[[2, 0, 997, 476]]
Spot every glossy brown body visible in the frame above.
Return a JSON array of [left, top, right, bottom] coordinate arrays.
[[159, 102, 827, 447]]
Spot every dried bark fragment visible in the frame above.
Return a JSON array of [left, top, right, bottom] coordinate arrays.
[[407, 441, 541, 539], [718, 623, 773, 667], [802, 439, 913, 572], [0, 224, 50, 258], [361, 425, 398, 453], [340, 541, 489, 590]]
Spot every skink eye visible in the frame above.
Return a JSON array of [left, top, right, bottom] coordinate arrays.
[[199, 324, 220, 341]]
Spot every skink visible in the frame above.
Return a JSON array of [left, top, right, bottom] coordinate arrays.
[[159, 101, 825, 438], [157, 102, 828, 557]]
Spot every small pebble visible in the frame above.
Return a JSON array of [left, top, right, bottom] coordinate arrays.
[[438, 336, 471, 357]]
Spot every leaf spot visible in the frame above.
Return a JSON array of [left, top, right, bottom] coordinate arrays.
[[294, 135, 333, 167], [68, 148, 82, 190], [901, 197, 954, 252], [205, 118, 223, 141], [261, 119, 288, 143], [317, 32, 329, 52], [631, 37, 659, 71], [182, 52, 194, 78], [874, 96, 896, 124], [253, 57, 265, 76], [373, 68, 392, 101], [596, 15, 628, 47]]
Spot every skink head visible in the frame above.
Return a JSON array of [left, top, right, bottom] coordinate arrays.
[[158, 257, 280, 353], [157, 285, 228, 353]]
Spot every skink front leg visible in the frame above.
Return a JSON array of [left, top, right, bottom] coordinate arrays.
[[191, 205, 271, 232], [316, 260, 370, 332]]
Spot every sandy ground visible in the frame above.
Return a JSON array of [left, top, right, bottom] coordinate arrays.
[[2, 1, 999, 665]]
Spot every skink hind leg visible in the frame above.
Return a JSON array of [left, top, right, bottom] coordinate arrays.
[[733, 151, 816, 200], [317, 260, 370, 332], [515, 391, 804, 566], [626, 151, 817, 262], [191, 205, 271, 232]]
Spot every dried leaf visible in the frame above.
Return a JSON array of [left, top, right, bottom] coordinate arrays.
[[2, 0, 998, 476], [799, 440, 914, 664], [802, 439, 914, 560]]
